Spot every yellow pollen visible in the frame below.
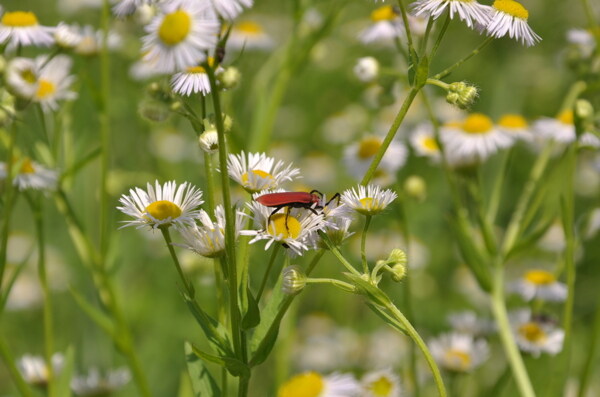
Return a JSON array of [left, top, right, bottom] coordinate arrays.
[[36, 80, 56, 99], [493, 0, 529, 20], [369, 376, 394, 396], [444, 349, 472, 371], [242, 170, 275, 188], [358, 137, 382, 159], [20, 68, 37, 84], [371, 6, 397, 22], [145, 200, 182, 221], [268, 213, 302, 240], [557, 110, 574, 125], [524, 270, 556, 285], [518, 322, 546, 343], [278, 372, 324, 397], [360, 197, 374, 209], [462, 113, 494, 134], [423, 136, 439, 151], [1, 11, 39, 27], [19, 158, 35, 174], [236, 21, 263, 34], [498, 114, 528, 129], [186, 66, 206, 74], [158, 10, 191, 46]]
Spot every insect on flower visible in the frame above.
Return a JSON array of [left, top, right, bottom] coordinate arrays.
[[256, 190, 340, 232]]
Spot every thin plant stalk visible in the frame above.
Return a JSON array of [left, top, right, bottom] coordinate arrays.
[[0, 124, 17, 288], [360, 215, 372, 274], [429, 13, 451, 58], [160, 228, 194, 296], [257, 245, 281, 302], [0, 336, 34, 397], [433, 37, 494, 80], [395, 0, 415, 53]]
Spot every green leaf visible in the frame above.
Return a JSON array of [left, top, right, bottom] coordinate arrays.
[[178, 371, 194, 397], [184, 297, 235, 358], [185, 342, 221, 397], [69, 287, 115, 338], [414, 55, 430, 88], [60, 147, 102, 183], [342, 273, 391, 307], [53, 345, 75, 397], [190, 344, 249, 378], [366, 302, 407, 335], [407, 48, 419, 86], [241, 287, 260, 330]]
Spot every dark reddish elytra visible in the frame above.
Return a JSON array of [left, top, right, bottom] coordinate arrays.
[[256, 190, 341, 232]]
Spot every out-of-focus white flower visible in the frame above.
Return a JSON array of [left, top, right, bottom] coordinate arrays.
[[359, 5, 405, 44], [429, 332, 489, 372], [532, 110, 576, 144], [497, 114, 532, 142], [278, 371, 361, 397], [410, 122, 441, 161], [447, 311, 495, 336], [567, 28, 596, 57], [364, 328, 408, 369], [361, 369, 402, 397], [71, 367, 131, 396], [510, 309, 564, 357], [17, 353, 64, 387], [508, 269, 567, 302], [354, 57, 380, 83], [0, 158, 58, 191], [343, 135, 407, 181], [210, 0, 253, 20], [0, 10, 54, 50], [227, 152, 301, 194], [228, 20, 274, 51], [486, 0, 541, 47], [54, 22, 82, 48]]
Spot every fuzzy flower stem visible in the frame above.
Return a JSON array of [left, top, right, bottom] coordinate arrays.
[[0, 336, 34, 397], [360, 87, 420, 185], [433, 37, 494, 80], [491, 264, 536, 397], [426, 78, 450, 90], [321, 233, 362, 276], [361, 215, 372, 274], [160, 228, 194, 297], [429, 13, 451, 59], [256, 244, 281, 303]]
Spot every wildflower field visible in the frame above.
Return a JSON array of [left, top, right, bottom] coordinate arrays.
[[1, 0, 600, 396]]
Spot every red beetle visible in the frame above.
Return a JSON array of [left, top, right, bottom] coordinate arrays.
[[256, 190, 340, 231]]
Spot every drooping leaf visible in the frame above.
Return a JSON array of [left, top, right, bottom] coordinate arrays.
[[241, 287, 260, 330], [184, 297, 235, 359], [54, 345, 75, 397], [184, 342, 221, 397]]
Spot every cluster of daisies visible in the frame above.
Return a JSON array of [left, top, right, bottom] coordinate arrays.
[[17, 353, 130, 396], [117, 152, 399, 258], [364, 0, 540, 47]]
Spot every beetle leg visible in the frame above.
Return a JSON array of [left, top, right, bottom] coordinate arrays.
[[285, 207, 291, 234], [309, 189, 323, 198], [267, 206, 284, 232]]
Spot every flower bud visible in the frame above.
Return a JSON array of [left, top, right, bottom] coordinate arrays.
[[404, 175, 426, 201], [575, 99, 594, 122], [282, 265, 306, 295], [218, 66, 241, 90], [199, 130, 219, 153], [354, 57, 380, 83], [446, 82, 478, 109], [385, 248, 407, 282]]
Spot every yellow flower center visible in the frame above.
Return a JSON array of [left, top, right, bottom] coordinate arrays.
[[360, 197, 374, 208], [1, 11, 39, 27], [186, 66, 206, 74], [498, 114, 528, 130], [20, 68, 37, 84], [278, 372, 324, 397], [145, 200, 182, 221], [371, 6, 397, 22], [524, 269, 556, 285], [423, 136, 439, 151], [236, 21, 263, 35], [493, 0, 529, 20], [19, 158, 35, 174], [444, 349, 472, 371], [241, 169, 274, 187], [36, 79, 56, 99], [557, 110, 574, 125], [158, 10, 192, 46], [369, 375, 394, 396], [518, 322, 547, 343], [444, 121, 463, 129], [358, 137, 382, 159], [462, 113, 494, 134], [268, 213, 302, 240]]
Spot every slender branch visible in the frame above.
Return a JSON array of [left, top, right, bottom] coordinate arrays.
[[429, 13, 451, 59], [360, 216, 372, 274], [433, 37, 494, 80], [257, 245, 281, 303]]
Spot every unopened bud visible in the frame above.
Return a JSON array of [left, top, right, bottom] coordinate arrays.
[[446, 82, 478, 109], [385, 248, 407, 282], [199, 130, 219, 153], [390, 264, 406, 282], [282, 265, 306, 295], [575, 99, 594, 122], [218, 66, 241, 90], [404, 175, 426, 201]]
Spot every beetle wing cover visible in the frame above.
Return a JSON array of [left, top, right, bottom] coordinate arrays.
[[256, 192, 313, 207]]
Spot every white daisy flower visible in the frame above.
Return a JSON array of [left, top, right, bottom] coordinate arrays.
[[71, 367, 131, 396], [117, 180, 204, 230], [227, 151, 301, 194], [508, 269, 568, 302], [354, 57, 380, 83], [227, 20, 274, 51], [142, 0, 220, 74], [361, 369, 402, 397], [112, 0, 152, 17], [486, 0, 541, 46], [316, 195, 354, 248], [73, 25, 122, 56], [343, 135, 407, 182], [5, 57, 38, 99], [341, 184, 397, 216], [510, 309, 565, 357], [532, 110, 576, 144], [178, 205, 244, 258], [567, 28, 596, 58], [441, 113, 513, 166], [410, 122, 441, 161], [33, 55, 77, 112], [447, 311, 495, 336], [364, 328, 408, 369], [497, 113, 532, 142], [429, 332, 489, 372], [0, 158, 58, 191], [171, 65, 211, 96], [211, 0, 253, 20], [242, 196, 327, 256], [17, 353, 64, 387], [277, 371, 360, 397], [359, 5, 404, 44], [54, 22, 83, 49], [0, 10, 54, 50], [580, 132, 600, 149], [412, 0, 491, 29]]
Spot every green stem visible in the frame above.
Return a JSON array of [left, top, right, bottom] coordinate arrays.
[[577, 298, 600, 397], [490, 265, 536, 397], [305, 277, 356, 292], [0, 335, 34, 397], [360, 88, 420, 185], [203, 152, 217, 214], [426, 78, 450, 90], [433, 37, 494, 80], [419, 16, 434, 55], [321, 235, 362, 276], [160, 228, 194, 297], [429, 13, 451, 59], [256, 245, 281, 303], [360, 216, 372, 274], [384, 301, 447, 397], [0, 124, 17, 288], [395, 0, 415, 54]]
